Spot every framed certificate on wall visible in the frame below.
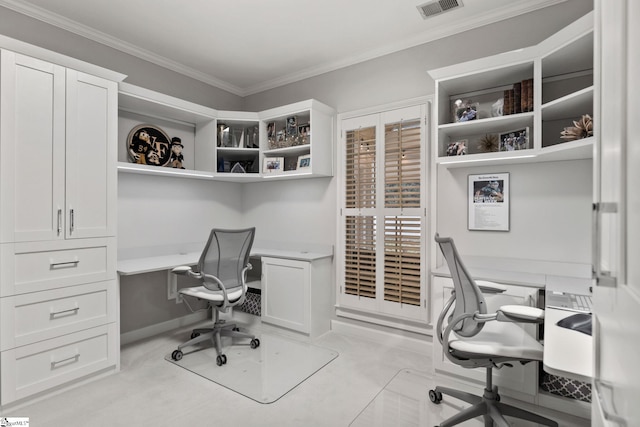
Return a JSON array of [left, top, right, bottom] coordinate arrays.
[[468, 173, 510, 231]]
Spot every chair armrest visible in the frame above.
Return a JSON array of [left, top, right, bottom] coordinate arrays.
[[497, 305, 545, 323], [476, 280, 508, 294], [172, 266, 192, 275]]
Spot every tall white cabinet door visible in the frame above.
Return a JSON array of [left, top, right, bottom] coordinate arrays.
[[0, 51, 66, 243], [593, 0, 640, 425], [65, 70, 117, 239]]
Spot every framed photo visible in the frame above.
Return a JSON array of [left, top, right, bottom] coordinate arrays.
[[276, 130, 286, 142], [286, 116, 297, 136], [499, 127, 529, 151], [468, 173, 510, 231], [263, 157, 284, 174], [452, 99, 479, 123], [127, 124, 172, 166], [446, 139, 468, 156], [298, 123, 310, 137], [267, 122, 276, 138], [297, 154, 311, 170]]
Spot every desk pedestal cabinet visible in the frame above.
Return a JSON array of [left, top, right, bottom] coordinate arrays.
[[261, 256, 332, 338], [0, 48, 121, 407]]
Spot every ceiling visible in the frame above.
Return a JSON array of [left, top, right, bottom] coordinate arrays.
[[1, 0, 566, 96]]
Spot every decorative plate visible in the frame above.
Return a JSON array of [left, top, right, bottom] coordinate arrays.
[[127, 124, 172, 166]]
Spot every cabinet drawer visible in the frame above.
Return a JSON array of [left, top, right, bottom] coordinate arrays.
[[0, 280, 116, 351], [0, 238, 116, 296], [0, 323, 118, 405]]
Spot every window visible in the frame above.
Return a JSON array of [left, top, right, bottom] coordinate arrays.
[[338, 105, 428, 321]]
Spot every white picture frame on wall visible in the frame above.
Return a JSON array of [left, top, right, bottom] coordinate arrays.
[[468, 172, 510, 231]]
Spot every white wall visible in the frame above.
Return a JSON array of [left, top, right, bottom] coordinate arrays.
[[242, 178, 336, 247], [117, 173, 244, 254], [436, 159, 593, 264]]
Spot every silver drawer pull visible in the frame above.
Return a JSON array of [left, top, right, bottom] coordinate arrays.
[[50, 306, 80, 317], [69, 208, 74, 234], [595, 379, 627, 426], [50, 258, 80, 268], [51, 351, 79, 368]]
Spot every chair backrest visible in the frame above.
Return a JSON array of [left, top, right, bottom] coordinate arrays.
[[198, 228, 255, 291], [435, 233, 487, 337]]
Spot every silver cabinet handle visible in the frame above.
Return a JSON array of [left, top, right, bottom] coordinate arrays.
[[57, 208, 62, 236], [50, 351, 80, 368], [594, 379, 626, 426], [593, 202, 618, 287], [50, 258, 79, 268], [50, 306, 80, 317], [69, 208, 75, 234]]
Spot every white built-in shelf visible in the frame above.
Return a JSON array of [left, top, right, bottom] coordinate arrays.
[[430, 12, 594, 169], [118, 83, 334, 182], [438, 112, 534, 140]]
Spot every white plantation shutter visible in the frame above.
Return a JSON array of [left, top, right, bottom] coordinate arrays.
[[384, 216, 421, 306], [385, 120, 421, 208], [344, 215, 376, 299], [339, 104, 428, 322], [345, 126, 376, 209]]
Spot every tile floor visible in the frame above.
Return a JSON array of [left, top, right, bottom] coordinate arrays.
[[3, 321, 590, 426]]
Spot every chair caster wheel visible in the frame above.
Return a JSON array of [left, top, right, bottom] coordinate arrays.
[[190, 332, 200, 339], [233, 327, 240, 331], [250, 338, 260, 349], [429, 389, 442, 404], [216, 354, 227, 366], [171, 350, 183, 361]]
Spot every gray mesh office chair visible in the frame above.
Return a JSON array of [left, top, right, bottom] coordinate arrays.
[[431, 234, 557, 427], [170, 228, 260, 366]]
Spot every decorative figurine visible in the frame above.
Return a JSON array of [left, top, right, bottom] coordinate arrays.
[[168, 137, 185, 169]]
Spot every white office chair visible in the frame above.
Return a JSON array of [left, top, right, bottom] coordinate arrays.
[[431, 234, 557, 427], [170, 228, 260, 366]]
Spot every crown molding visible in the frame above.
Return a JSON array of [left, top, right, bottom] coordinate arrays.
[[242, 0, 568, 95], [0, 0, 567, 97], [0, 0, 245, 96]]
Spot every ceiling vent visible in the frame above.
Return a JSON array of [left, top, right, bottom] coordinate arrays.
[[417, 0, 463, 19]]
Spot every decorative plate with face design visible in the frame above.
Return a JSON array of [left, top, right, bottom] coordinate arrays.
[[127, 124, 172, 166]]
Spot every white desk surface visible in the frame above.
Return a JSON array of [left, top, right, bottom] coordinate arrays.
[[543, 307, 592, 382], [117, 246, 333, 276]]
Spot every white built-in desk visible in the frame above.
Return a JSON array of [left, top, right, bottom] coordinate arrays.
[[117, 243, 334, 339], [117, 246, 333, 276]]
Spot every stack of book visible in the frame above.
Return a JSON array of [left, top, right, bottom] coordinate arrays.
[[503, 78, 533, 115]]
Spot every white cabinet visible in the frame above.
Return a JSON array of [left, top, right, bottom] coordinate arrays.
[[261, 256, 332, 338], [117, 83, 335, 181], [428, 12, 593, 168], [0, 50, 117, 243], [431, 276, 540, 401], [0, 48, 120, 406]]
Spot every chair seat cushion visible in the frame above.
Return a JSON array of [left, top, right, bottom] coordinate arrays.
[[179, 285, 244, 303], [449, 320, 543, 361]]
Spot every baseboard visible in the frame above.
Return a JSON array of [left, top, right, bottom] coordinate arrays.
[[120, 311, 209, 345], [331, 319, 432, 355]]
